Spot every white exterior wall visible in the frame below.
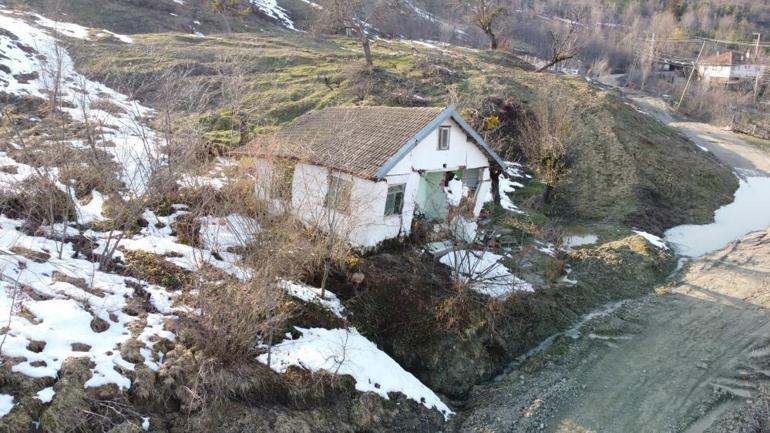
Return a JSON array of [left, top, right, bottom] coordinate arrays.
[[698, 64, 766, 80], [255, 118, 496, 248], [388, 118, 491, 175], [386, 117, 493, 218], [256, 160, 408, 248]]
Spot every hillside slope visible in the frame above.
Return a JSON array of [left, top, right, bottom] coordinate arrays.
[[70, 31, 738, 234], [0, 0, 294, 34]]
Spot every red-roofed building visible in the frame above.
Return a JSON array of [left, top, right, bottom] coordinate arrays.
[[697, 50, 766, 84]]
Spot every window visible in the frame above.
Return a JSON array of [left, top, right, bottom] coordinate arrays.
[[438, 126, 450, 150], [325, 174, 352, 212], [270, 161, 294, 201], [463, 168, 481, 194], [384, 184, 405, 216]]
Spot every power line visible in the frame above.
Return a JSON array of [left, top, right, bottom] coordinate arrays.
[[643, 35, 770, 48]]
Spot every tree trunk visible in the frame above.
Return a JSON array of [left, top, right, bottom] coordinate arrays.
[[490, 165, 501, 205], [361, 36, 373, 66], [543, 184, 554, 204], [320, 260, 330, 299], [486, 31, 498, 50], [238, 115, 248, 147]]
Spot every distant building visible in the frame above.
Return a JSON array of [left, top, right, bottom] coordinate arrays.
[[697, 50, 766, 84], [251, 106, 506, 248]]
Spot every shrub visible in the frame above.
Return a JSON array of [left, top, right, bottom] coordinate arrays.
[[544, 257, 566, 283], [122, 249, 192, 290], [172, 213, 202, 247], [0, 176, 77, 226], [184, 279, 289, 367]]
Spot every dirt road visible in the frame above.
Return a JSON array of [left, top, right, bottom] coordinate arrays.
[[453, 99, 770, 433], [631, 96, 770, 177]]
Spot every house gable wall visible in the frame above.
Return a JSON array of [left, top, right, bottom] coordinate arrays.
[[386, 118, 491, 176]]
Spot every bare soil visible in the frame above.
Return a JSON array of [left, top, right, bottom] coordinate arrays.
[[452, 99, 770, 433], [454, 227, 770, 433]]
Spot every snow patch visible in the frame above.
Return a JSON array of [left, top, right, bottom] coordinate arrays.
[[0, 215, 176, 389], [633, 230, 668, 250], [31, 13, 133, 43], [498, 162, 527, 214], [35, 387, 55, 403], [0, 394, 13, 418], [563, 234, 598, 249], [282, 281, 346, 319], [199, 214, 258, 252], [258, 327, 453, 418], [440, 250, 533, 298], [0, 9, 159, 194], [249, 0, 296, 30]]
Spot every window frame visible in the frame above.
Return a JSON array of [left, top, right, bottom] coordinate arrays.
[[437, 125, 451, 150], [325, 174, 353, 213], [384, 184, 405, 216]]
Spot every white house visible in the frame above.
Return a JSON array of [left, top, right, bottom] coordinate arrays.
[[697, 51, 766, 84], [252, 105, 506, 248]]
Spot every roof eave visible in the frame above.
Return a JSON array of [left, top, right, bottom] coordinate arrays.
[[373, 106, 507, 180]]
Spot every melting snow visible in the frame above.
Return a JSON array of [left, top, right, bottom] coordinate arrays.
[[632, 230, 668, 250], [249, 0, 296, 30], [444, 178, 468, 206], [664, 177, 770, 257], [440, 250, 533, 298], [116, 210, 252, 281], [35, 387, 55, 403], [0, 9, 159, 194], [199, 214, 258, 253], [0, 10, 180, 391], [258, 327, 453, 418], [563, 234, 598, 249], [497, 162, 526, 214], [0, 394, 13, 418], [283, 281, 346, 319], [0, 215, 175, 389], [30, 13, 134, 43]]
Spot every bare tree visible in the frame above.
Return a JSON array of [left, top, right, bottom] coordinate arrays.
[[536, 10, 586, 73], [458, 0, 508, 50], [520, 83, 593, 204], [315, 0, 397, 66], [210, 0, 251, 33]]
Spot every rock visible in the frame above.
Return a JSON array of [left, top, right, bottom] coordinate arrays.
[[27, 340, 46, 353], [91, 317, 110, 333], [71, 343, 92, 352]]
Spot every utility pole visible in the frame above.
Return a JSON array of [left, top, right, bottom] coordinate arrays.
[[642, 32, 655, 91], [676, 40, 706, 112], [753, 33, 762, 106]]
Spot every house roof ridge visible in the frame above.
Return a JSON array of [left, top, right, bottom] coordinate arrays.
[[252, 105, 504, 180]]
